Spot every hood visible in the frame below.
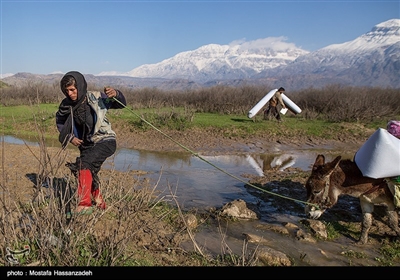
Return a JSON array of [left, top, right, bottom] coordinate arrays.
[[61, 71, 88, 103]]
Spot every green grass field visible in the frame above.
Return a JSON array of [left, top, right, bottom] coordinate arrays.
[[0, 103, 394, 142]]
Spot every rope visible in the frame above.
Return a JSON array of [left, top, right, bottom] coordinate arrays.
[[111, 98, 318, 208]]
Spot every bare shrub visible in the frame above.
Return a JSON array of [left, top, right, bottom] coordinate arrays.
[[1, 81, 399, 123], [291, 84, 400, 122], [0, 81, 61, 106], [0, 134, 192, 266]]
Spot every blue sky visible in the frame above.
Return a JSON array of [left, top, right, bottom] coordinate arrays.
[[1, 0, 399, 76]]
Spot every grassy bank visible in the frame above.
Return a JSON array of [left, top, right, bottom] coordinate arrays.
[[0, 103, 396, 145]]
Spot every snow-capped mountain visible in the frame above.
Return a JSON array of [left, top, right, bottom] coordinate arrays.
[[101, 37, 309, 83], [97, 19, 399, 89], [327, 19, 399, 51], [261, 18, 400, 88]]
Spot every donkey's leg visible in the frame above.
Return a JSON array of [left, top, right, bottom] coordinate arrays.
[[359, 212, 373, 244], [386, 208, 400, 241], [359, 200, 374, 244]]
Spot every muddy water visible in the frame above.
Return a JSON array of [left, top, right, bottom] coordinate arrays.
[[108, 148, 355, 210]]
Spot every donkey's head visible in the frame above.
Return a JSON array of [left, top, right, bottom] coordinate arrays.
[[305, 154, 341, 219]]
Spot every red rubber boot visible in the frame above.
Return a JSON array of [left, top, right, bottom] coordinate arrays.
[[92, 188, 106, 210], [76, 169, 94, 214]]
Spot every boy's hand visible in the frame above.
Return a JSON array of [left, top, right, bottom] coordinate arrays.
[[70, 137, 83, 147], [104, 87, 117, 98]]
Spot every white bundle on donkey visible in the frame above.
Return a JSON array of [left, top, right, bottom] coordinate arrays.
[[354, 120, 400, 206]]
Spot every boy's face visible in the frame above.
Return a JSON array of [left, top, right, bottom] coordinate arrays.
[[65, 85, 78, 101]]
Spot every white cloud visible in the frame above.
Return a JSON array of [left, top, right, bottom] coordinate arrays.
[[228, 38, 247, 46], [229, 36, 299, 51]]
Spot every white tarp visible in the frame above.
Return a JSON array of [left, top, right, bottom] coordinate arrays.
[[354, 128, 400, 179]]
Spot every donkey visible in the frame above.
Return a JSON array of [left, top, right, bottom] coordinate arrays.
[[304, 154, 400, 244]]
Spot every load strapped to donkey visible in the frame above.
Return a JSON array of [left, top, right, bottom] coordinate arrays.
[[354, 120, 400, 207]]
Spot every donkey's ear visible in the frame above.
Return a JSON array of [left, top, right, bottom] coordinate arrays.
[[312, 154, 325, 171], [330, 156, 342, 169], [322, 156, 341, 176], [315, 154, 326, 165]]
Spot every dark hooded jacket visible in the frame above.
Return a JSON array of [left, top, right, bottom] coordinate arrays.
[[56, 71, 126, 148]]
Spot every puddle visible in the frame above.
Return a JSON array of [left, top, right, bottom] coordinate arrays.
[[108, 148, 354, 210]]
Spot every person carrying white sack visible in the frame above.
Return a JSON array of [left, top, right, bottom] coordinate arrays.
[[263, 87, 287, 122]]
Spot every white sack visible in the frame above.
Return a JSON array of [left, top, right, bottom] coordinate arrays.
[[281, 93, 302, 114], [354, 128, 400, 179], [248, 89, 277, 118]]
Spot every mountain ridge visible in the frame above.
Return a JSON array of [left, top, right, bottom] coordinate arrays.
[[2, 19, 399, 90]]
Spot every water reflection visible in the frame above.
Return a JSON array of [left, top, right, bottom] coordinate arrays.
[[247, 154, 297, 175], [108, 149, 318, 209], [109, 149, 270, 209]]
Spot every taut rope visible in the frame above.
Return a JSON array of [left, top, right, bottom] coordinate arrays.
[[112, 98, 318, 208]]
